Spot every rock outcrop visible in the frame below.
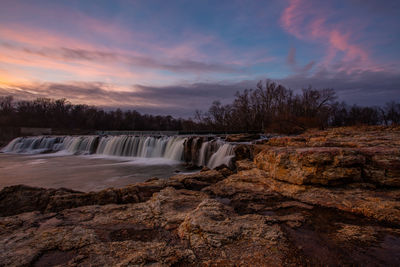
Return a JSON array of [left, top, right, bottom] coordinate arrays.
[[256, 126, 400, 187], [1, 126, 400, 266], [225, 133, 260, 142], [0, 169, 228, 217]]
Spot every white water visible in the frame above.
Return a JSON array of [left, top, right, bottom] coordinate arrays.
[[197, 142, 208, 167], [206, 143, 235, 169], [1, 135, 235, 169], [1, 136, 63, 154], [61, 136, 99, 154], [95, 135, 185, 161]]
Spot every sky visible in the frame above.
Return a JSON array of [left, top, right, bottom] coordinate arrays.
[[0, 0, 399, 117]]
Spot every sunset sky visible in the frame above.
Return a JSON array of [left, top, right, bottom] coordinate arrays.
[[0, 0, 399, 117]]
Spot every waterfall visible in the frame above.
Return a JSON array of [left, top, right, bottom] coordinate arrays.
[[61, 136, 99, 154], [95, 135, 185, 161], [206, 143, 235, 169], [197, 141, 208, 167], [163, 136, 185, 161], [1, 135, 236, 169], [1, 136, 62, 154], [0, 136, 99, 154]]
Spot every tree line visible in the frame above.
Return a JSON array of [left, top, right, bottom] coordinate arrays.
[[0, 97, 190, 131], [0, 80, 399, 134], [194, 80, 400, 133]]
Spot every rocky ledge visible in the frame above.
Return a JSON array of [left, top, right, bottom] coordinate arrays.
[[1, 126, 400, 266]]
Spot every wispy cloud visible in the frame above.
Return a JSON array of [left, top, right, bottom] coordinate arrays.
[[1, 42, 239, 74], [280, 0, 379, 73]]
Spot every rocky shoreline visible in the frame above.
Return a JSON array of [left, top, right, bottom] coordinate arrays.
[[1, 126, 399, 266]]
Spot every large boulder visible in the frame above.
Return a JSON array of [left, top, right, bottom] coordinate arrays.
[[255, 147, 365, 185], [254, 126, 400, 187]]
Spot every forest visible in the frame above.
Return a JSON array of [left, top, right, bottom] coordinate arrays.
[[1, 80, 399, 134]]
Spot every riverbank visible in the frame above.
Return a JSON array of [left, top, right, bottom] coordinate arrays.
[[1, 126, 399, 266]]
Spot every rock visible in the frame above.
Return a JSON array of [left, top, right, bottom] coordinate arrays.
[[235, 159, 256, 171], [245, 168, 400, 224], [226, 133, 260, 142], [177, 198, 297, 265], [169, 169, 226, 190], [0, 188, 303, 266], [255, 126, 400, 187], [333, 223, 379, 243], [255, 147, 365, 185], [0, 188, 208, 266], [265, 125, 400, 149], [0, 169, 231, 216], [0, 185, 79, 216], [1, 171, 400, 265], [201, 166, 210, 172], [214, 165, 234, 177], [361, 147, 400, 187], [234, 143, 254, 161]]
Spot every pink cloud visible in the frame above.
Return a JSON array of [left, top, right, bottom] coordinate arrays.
[[0, 23, 239, 88], [0, 0, 275, 94], [0, 21, 250, 82], [280, 0, 379, 73]]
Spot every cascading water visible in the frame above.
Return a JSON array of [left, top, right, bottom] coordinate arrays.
[[197, 141, 208, 167], [1, 136, 63, 154], [1, 136, 99, 155], [194, 139, 224, 167], [95, 135, 185, 161], [61, 136, 99, 154], [1, 135, 236, 168], [206, 143, 235, 169]]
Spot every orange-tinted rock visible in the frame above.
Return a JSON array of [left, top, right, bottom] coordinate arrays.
[[225, 133, 260, 142], [255, 147, 365, 185], [233, 143, 254, 161], [235, 159, 256, 171], [255, 126, 400, 187], [361, 147, 400, 187]]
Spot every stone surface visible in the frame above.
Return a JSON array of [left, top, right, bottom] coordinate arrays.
[[0, 185, 79, 216], [233, 144, 254, 161], [256, 126, 400, 186], [0, 187, 305, 266], [225, 133, 260, 142], [235, 159, 257, 171], [0, 169, 225, 217]]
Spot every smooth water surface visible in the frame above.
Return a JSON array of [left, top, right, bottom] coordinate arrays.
[[0, 153, 190, 192]]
